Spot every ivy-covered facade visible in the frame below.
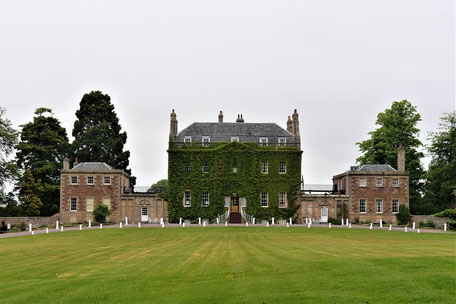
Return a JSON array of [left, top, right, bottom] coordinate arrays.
[[167, 110, 302, 223]]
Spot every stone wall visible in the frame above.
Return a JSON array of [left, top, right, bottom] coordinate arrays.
[[411, 215, 449, 228], [0, 215, 60, 229]]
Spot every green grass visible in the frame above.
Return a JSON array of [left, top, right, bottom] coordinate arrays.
[[0, 227, 455, 303]]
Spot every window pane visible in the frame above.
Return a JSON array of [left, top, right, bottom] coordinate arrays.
[[86, 198, 94, 212]]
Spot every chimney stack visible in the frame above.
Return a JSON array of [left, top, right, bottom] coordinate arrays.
[[63, 158, 70, 170], [73, 157, 78, 168], [292, 109, 301, 149], [287, 116, 293, 133], [170, 109, 178, 138], [236, 114, 244, 123], [218, 111, 223, 122], [397, 145, 405, 172]]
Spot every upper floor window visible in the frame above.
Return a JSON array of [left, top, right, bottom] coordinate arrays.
[[279, 192, 287, 208], [376, 178, 383, 187], [279, 162, 286, 174], [261, 162, 268, 174], [359, 178, 366, 187], [70, 176, 78, 185], [392, 199, 399, 213], [202, 162, 209, 173], [87, 176, 94, 185], [278, 137, 286, 146], [376, 199, 383, 213], [202, 190, 209, 207], [260, 192, 268, 207], [184, 190, 191, 207], [359, 199, 366, 213], [184, 136, 192, 143], [70, 197, 77, 211], [259, 137, 268, 146], [392, 178, 399, 187], [202, 136, 210, 146], [185, 162, 190, 173], [231, 136, 239, 142], [104, 176, 111, 185]]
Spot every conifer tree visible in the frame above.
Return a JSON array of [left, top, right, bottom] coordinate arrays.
[[17, 169, 44, 216]]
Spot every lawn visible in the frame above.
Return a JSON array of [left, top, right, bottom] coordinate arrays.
[[0, 227, 454, 303]]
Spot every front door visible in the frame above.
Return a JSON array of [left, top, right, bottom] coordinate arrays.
[[231, 196, 239, 213], [321, 207, 328, 223], [141, 207, 148, 222]]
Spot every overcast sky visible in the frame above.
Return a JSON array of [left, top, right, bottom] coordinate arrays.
[[0, 0, 455, 186]]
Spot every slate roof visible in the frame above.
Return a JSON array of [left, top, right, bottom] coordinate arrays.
[[71, 162, 114, 171], [175, 122, 297, 144], [351, 164, 397, 172]]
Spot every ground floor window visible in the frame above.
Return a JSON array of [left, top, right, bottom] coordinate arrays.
[[202, 190, 209, 207], [103, 198, 111, 209], [184, 190, 191, 207], [261, 192, 268, 207], [70, 197, 77, 211], [359, 199, 366, 213], [376, 199, 383, 213], [86, 198, 94, 212], [279, 192, 287, 208], [392, 199, 399, 213]]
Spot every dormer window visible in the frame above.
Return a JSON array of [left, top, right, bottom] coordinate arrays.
[[231, 136, 239, 142], [202, 136, 210, 146], [259, 137, 268, 146], [184, 136, 192, 144], [278, 137, 286, 146]]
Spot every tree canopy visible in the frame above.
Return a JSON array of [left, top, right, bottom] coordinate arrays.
[[0, 107, 19, 195], [17, 169, 44, 216], [357, 100, 425, 214]]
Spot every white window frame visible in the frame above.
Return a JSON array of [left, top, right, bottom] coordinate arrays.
[[376, 199, 383, 213], [279, 162, 286, 174], [202, 136, 211, 146], [359, 178, 366, 187], [70, 197, 77, 211], [202, 162, 209, 173], [259, 137, 268, 146], [184, 190, 191, 207], [185, 162, 190, 173], [231, 136, 239, 142], [392, 178, 399, 187], [392, 199, 399, 213], [202, 190, 209, 207], [278, 137, 286, 146], [376, 178, 383, 187], [184, 136, 192, 143], [87, 176, 94, 185], [102, 197, 111, 209], [359, 199, 366, 213], [261, 162, 268, 174], [260, 192, 268, 207], [232, 167, 238, 173], [70, 176, 78, 185], [103, 176, 111, 185], [279, 192, 287, 208], [86, 197, 94, 212]]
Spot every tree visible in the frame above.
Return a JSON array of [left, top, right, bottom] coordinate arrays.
[[423, 112, 456, 213], [395, 205, 411, 225], [17, 169, 44, 216], [0, 107, 19, 196], [150, 179, 168, 200], [92, 204, 112, 223], [72, 91, 130, 171], [357, 100, 425, 214], [16, 108, 70, 215]]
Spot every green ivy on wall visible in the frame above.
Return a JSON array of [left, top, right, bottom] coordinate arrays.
[[167, 141, 302, 223]]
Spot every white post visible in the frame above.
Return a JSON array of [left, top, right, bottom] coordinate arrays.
[[160, 217, 163, 225], [7, 223, 10, 230], [60, 226, 63, 232], [290, 217, 293, 225], [100, 223, 103, 229], [79, 224, 82, 231], [272, 217, 275, 225], [305, 218, 308, 224], [225, 221, 227, 227], [341, 218, 344, 226], [329, 223, 331, 228], [253, 218, 256, 225], [412, 222, 416, 230], [45, 228, 49, 234], [389, 225, 392, 231], [125, 217, 128, 225], [88, 220, 91, 228], [307, 222, 311, 228], [28, 223, 32, 232], [349, 223, 352, 229], [346, 218, 349, 226], [119, 222, 122, 228], [369, 223, 373, 229], [179, 218, 182, 225], [444, 223, 447, 232], [216, 218, 219, 224], [246, 222, 248, 227], [138, 222, 141, 228], [286, 222, 290, 227], [56, 220, 59, 230], [267, 222, 269, 227], [31, 231, 35, 235], [198, 217, 201, 225], [203, 221, 206, 227], [183, 222, 186, 227], [417, 229, 421, 233], [404, 226, 408, 232], [161, 222, 165, 228]]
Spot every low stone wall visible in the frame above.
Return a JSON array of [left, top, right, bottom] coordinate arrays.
[[411, 215, 448, 228], [0, 215, 60, 229]]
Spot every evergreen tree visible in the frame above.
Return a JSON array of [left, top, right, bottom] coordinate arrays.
[[423, 112, 456, 213], [357, 100, 425, 214], [72, 91, 130, 170], [17, 169, 44, 216], [0, 107, 19, 196], [16, 108, 69, 215]]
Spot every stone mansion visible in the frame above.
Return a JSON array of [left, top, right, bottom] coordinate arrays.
[[59, 109, 409, 224]]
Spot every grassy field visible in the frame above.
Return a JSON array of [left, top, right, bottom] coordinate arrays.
[[0, 227, 454, 303]]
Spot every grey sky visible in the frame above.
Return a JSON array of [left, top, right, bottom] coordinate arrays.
[[0, 0, 454, 186]]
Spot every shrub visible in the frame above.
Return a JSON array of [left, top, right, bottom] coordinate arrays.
[[92, 205, 112, 223], [19, 221, 27, 231], [425, 220, 436, 228], [434, 209, 456, 229], [395, 205, 411, 225], [419, 221, 426, 228], [328, 217, 340, 225], [0, 221, 7, 233]]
